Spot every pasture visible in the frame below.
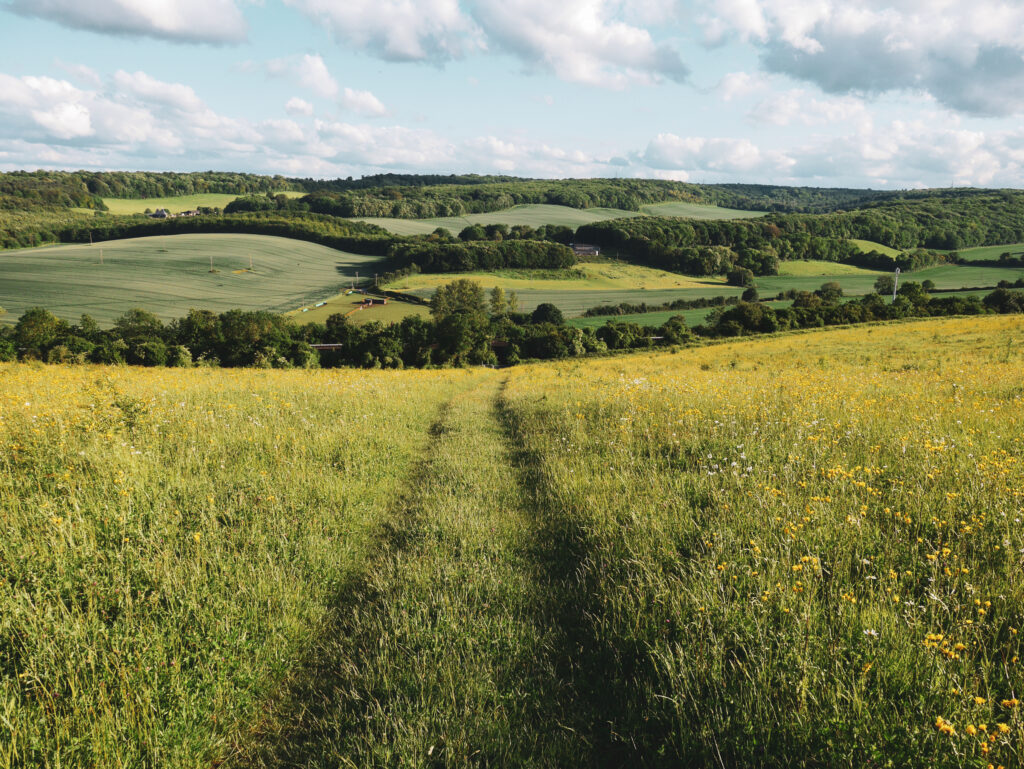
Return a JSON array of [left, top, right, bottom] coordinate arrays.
[[639, 200, 766, 218], [2, 315, 1022, 767], [0, 234, 382, 325], [850, 238, 902, 257], [567, 300, 794, 330], [382, 262, 723, 293], [356, 200, 764, 236], [776, 259, 882, 277], [950, 243, 1024, 262], [101, 191, 305, 215], [287, 294, 430, 326]]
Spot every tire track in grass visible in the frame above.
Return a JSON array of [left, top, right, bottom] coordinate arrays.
[[232, 375, 578, 768], [494, 380, 681, 769]]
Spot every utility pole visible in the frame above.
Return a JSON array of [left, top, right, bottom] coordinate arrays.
[[892, 267, 900, 301]]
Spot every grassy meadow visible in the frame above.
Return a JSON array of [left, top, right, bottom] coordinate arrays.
[[356, 201, 762, 236], [2, 315, 1023, 767], [101, 192, 305, 215], [286, 295, 431, 326], [850, 239, 903, 257], [950, 244, 1024, 262], [0, 234, 382, 325]]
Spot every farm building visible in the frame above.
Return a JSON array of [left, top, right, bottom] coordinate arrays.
[[571, 243, 601, 257]]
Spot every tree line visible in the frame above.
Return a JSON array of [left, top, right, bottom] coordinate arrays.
[[3, 282, 1022, 370]]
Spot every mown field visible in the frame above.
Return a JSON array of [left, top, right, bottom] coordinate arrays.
[[2, 315, 1022, 768], [383, 262, 723, 293], [0, 234, 379, 325], [101, 192, 305, 215], [567, 300, 795, 330], [951, 243, 1024, 262], [355, 201, 762, 236], [850, 239, 902, 257], [286, 295, 431, 326]]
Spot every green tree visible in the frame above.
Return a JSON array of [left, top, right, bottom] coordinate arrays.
[[15, 307, 64, 358], [874, 275, 896, 295], [430, 279, 488, 322], [531, 303, 565, 326], [817, 282, 843, 303], [489, 286, 508, 317]]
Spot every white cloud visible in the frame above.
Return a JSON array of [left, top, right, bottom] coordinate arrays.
[[285, 97, 314, 116], [31, 102, 92, 139], [4, 0, 248, 44], [283, 0, 481, 63], [472, 0, 688, 88], [716, 71, 765, 101], [340, 88, 387, 117], [113, 70, 205, 112], [267, 54, 338, 98], [643, 133, 793, 175], [700, 0, 1024, 116], [748, 88, 869, 128]]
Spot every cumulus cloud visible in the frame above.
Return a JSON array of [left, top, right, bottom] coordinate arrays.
[[340, 88, 387, 117], [748, 88, 869, 128], [471, 0, 688, 88], [283, 0, 481, 63], [285, 97, 314, 116], [267, 54, 338, 98], [282, 0, 687, 88], [3, 0, 248, 44], [700, 0, 1024, 116], [642, 134, 793, 175]]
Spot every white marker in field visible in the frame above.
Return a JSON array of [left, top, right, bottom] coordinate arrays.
[[892, 267, 900, 301]]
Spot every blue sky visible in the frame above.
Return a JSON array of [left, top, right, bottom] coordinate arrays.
[[2, 0, 1024, 188]]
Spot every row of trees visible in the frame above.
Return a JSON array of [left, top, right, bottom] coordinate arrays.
[[4, 282, 1022, 370]]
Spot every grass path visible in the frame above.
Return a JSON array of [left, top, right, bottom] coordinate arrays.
[[236, 375, 582, 767]]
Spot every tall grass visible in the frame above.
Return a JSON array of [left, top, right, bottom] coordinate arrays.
[[2, 316, 1022, 767]]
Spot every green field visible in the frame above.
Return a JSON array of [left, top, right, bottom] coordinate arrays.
[[4, 316, 1024, 767], [850, 238, 902, 257], [357, 200, 765, 236], [776, 259, 882, 277], [568, 300, 795, 330], [950, 243, 1024, 262], [101, 191, 305, 215], [640, 201, 766, 219], [355, 203, 643, 236], [0, 234, 382, 325], [288, 294, 430, 326], [383, 262, 723, 293]]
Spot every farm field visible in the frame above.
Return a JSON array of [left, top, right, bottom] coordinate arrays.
[[850, 238, 902, 257], [639, 200, 766, 218], [355, 200, 764, 236], [567, 300, 794, 330], [950, 243, 1024, 262], [287, 294, 430, 326], [354, 203, 643, 236], [101, 191, 305, 215], [3, 315, 1023, 767], [383, 262, 723, 293], [0, 234, 382, 325], [776, 259, 883, 277]]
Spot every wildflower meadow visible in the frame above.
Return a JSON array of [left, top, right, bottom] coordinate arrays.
[[1, 315, 1022, 767]]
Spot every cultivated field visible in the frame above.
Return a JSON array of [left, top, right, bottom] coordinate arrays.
[[640, 201, 766, 218], [286, 295, 430, 326], [0, 234, 381, 325], [356, 200, 762, 236], [776, 259, 883, 277], [951, 243, 1024, 262], [383, 262, 722, 293], [2, 315, 1022, 767], [850, 239, 902, 257], [101, 192, 305, 215]]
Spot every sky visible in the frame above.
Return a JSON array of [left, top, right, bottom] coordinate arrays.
[[2, 0, 1024, 188]]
